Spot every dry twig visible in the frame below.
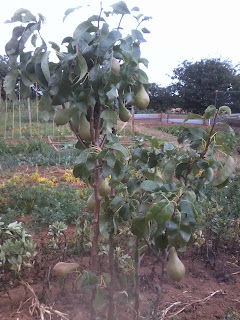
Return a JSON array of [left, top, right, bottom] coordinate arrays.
[[18, 281, 69, 320], [159, 289, 225, 319]]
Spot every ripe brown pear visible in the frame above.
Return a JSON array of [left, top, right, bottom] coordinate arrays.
[[99, 178, 111, 197], [134, 84, 150, 110], [111, 57, 120, 75], [119, 99, 131, 122], [166, 247, 185, 281], [87, 192, 95, 212]]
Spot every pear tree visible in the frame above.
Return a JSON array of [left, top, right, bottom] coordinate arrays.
[[3, 2, 236, 319]]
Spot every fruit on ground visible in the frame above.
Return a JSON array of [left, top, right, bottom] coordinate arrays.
[[134, 84, 150, 110], [53, 262, 79, 277], [87, 192, 95, 212], [111, 57, 120, 75], [166, 246, 185, 281], [119, 99, 131, 122], [99, 178, 111, 197]]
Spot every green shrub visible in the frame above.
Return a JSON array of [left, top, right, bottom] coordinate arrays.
[[0, 184, 88, 230]]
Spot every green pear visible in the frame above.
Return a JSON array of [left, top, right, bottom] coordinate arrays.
[[71, 110, 81, 131], [54, 108, 76, 126], [166, 247, 185, 281], [87, 192, 95, 212], [111, 57, 120, 75], [119, 99, 131, 122], [79, 113, 91, 141], [99, 178, 111, 197], [134, 84, 150, 110]]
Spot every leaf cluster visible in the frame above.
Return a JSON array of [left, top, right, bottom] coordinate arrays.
[[0, 219, 37, 274]]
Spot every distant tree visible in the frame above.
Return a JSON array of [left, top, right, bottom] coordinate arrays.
[[148, 83, 176, 112], [171, 59, 240, 113], [0, 55, 9, 99]]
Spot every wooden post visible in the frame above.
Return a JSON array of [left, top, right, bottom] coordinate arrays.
[[18, 82, 22, 138], [160, 111, 163, 123], [4, 97, 7, 140], [52, 117, 55, 136], [36, 82, 39, 137], [12, 102, 15, 139], [0, 80, 2, 111], [131, 106, 135, 135], [167, 113, 169, 123], [27, 97, 32, 138]]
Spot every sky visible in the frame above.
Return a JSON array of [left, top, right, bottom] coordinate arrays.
[[1, 0, 240, 86]]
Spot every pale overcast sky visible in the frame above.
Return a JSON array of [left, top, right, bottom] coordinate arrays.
[[1, 0, 240, 86]]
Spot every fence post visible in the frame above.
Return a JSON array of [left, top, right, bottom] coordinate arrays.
[[12, 102, 15, 139], [36, 82, 39, 137], [18, 82, 22, 138], [4, 97, 8, 140], [0, 80, 2, 111], [27, 97, 32, 138], [167, 113, 169, 123]]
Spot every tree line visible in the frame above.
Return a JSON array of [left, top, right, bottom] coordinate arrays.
[[1, 54, 240, 114]]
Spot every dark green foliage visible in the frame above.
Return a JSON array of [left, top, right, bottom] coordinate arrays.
[[204, 174, 240, 243], [0, 184, 87, 229], [0, 139, 80, 168], [148, 83, 175, 112], [171, 59, 240, 113]]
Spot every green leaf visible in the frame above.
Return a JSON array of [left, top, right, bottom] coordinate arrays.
[[163, 142, 175, 152], [3, 70, 18, 101], [110, 196, 124, 212], [132, 30, 146, 43], [131, 218, 149, 238], [73, 21, 93, 40], [74, 54, 88, 82], [80, 270, 98, 290], [19, 22, 41, 52], [137, 69, 148, 84], [98, 30, 122, 57], [204, 105, 216, 120], [112, 1, 130, 15], [106, 151, 116, 168], [140, 180, 159, 192], [212, 155, 235, 187], [100, 109, 117, 134], [147, 200, 174, 224], [49, 41, 60, 51], [142, 27, 150, 34], [219, 105, 231, 116], [180, 199, 196, 225], [41, 51, 50, 82], [184, 113, 203, 123], [63, 6, 82, 22], [162, 160, 175, 183]]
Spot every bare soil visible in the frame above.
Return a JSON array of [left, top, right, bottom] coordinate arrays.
[[0, 229, 239, 320]]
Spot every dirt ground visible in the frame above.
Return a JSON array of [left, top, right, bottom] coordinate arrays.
[[0, 236, 239, 320]]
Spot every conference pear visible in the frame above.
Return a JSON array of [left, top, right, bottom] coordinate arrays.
[[99, 178, 111, 197], [134, 84, 150, 110], [54, 108, 76, 126], [119, 99, 131, 122], [79, 113, 91, 141], [87, 192, 95, 212], [166, 247, 185, 281], [111, 57, 120, 75]]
